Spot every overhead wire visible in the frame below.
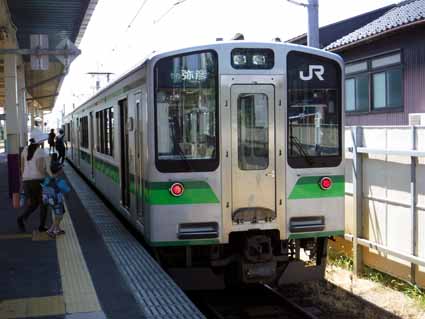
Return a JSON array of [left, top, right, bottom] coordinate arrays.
[[87, 0, 150, 96], [153, 0, 188, 24], [111, 0, 150, 54], [126, 0, 150, 30], [98, 0, 189, 86]]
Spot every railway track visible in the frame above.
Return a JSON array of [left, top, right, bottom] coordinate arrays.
[[70, 161, 321, 318], [71, 162, 325, 318], [189, 284, 319, 319]]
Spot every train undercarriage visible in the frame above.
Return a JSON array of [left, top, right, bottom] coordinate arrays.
[[156, 230, 328, 290]]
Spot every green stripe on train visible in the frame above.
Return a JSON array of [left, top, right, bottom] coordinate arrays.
[[79, 150, 91, 164], [288, 230, 344, 240], [288, 175, 345, 200], [144, 181, 220, 205], [90, 157, 219, 205], [94, 157, 120, 184]]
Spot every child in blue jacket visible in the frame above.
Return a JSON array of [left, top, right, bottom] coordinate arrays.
[[42, 155, 70, 238]]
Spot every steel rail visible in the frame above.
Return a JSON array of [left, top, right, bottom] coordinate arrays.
[[193, 285, 319, 319], [263, 284, 319, 319]]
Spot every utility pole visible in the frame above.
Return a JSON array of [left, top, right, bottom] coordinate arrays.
[[307, 0, 319, 48], [287, 0, 319, 48]]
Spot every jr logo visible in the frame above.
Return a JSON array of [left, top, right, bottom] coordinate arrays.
[[299, 65, 325, 81]]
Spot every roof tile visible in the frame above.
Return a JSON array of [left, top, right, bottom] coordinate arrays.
[[326, 0, 425, 50]]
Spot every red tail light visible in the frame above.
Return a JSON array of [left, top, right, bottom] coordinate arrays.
[[320, 177, 332, 190], [170, 182, 184, 197]]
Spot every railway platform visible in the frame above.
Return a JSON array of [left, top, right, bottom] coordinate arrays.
[[0, 152, 204, 319]]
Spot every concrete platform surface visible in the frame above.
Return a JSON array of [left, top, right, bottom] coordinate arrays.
[[0, 153, 203, 318]]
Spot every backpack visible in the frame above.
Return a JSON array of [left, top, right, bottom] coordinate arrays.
[[56, 134, 65, 148], [41, 177, 70, 216]]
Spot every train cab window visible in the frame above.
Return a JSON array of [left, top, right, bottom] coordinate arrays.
[[238, 93, 269, 170], [154, 50, 219, 172], [287, 51, 342, 168]]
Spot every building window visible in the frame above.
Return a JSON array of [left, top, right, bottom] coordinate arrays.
[[80, 116, 89, 148], [372, 68, 402, 109], [96, 107, 114, 156], [345, 74, 368, 112], [345, 52, 402, 113]]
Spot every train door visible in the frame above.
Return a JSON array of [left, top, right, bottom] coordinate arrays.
[[89, 112, 95, 179], [134, 93, 144, 223], [230, 85, 276, 223], [119, 98, 131, 210]]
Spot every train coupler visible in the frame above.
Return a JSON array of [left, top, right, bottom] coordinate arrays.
[[241, 235, 277, 283]]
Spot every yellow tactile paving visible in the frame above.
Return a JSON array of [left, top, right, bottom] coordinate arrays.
[[0, 231, 53, 241], [0, 233, 32, 240], [26, 295, 65, 317], [0, 298, 27, 318], [0, 201, 102, 317], [0, 231, 54, 241], [0, 295, 65, 318], [57, 201, 101, 314], [32, 230, 54, 241]]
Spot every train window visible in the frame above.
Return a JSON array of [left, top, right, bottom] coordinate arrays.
[[238, 93, 269, 170], [80, 116, 89, 148], [287, 51, 342, 168], [154, 50, 219, 172], [96, 107, 114, 156], [96, 111, 103, 153], [231, 48, 274, 70]]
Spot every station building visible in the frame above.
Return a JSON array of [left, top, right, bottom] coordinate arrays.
[[0, 2, 205, 318], [0, 0, 97, 196], [289, 0, 425, 126]]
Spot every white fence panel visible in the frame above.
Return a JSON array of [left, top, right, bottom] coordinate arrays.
[[416, 128, 425, 151], [418, 208, 425, 272], [344, 126, 425, 284]]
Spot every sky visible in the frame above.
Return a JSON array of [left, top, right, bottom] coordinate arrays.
[[46, 0, 397, 126]]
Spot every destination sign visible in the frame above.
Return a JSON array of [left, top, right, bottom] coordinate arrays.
[[170, 69, 208, 83]]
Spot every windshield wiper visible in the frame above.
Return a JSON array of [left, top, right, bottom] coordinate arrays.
[[289, 135, 313, 165], [171, 142, 192, 170], [170, 116, 193, 170]]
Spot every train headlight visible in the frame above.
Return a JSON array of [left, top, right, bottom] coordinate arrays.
[[170, 182, 184, 197], [252, 55, 266, 65], [319, 177, 332, 190], [233, 54, 247, 66]]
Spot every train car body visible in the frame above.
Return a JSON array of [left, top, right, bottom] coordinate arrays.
[[64, 41, 344, 288]]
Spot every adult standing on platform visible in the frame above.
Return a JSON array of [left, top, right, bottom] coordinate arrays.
[[48, 129, 56, 154], [17, 131, 49, 232], [55, 129, 66, 164]]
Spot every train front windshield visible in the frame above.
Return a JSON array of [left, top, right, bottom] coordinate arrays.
[[287, 51, 342, 168], [154, 50, 219, 172]]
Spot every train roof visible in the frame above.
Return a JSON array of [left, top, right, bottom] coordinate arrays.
[[149, 40, 343, 63], [66, 41, 343, 117]]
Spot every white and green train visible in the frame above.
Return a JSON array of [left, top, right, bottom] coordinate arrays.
[[64, 41, 344, 288]]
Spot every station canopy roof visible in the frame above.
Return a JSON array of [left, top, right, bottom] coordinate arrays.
[[0, 0, 98, 111]]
